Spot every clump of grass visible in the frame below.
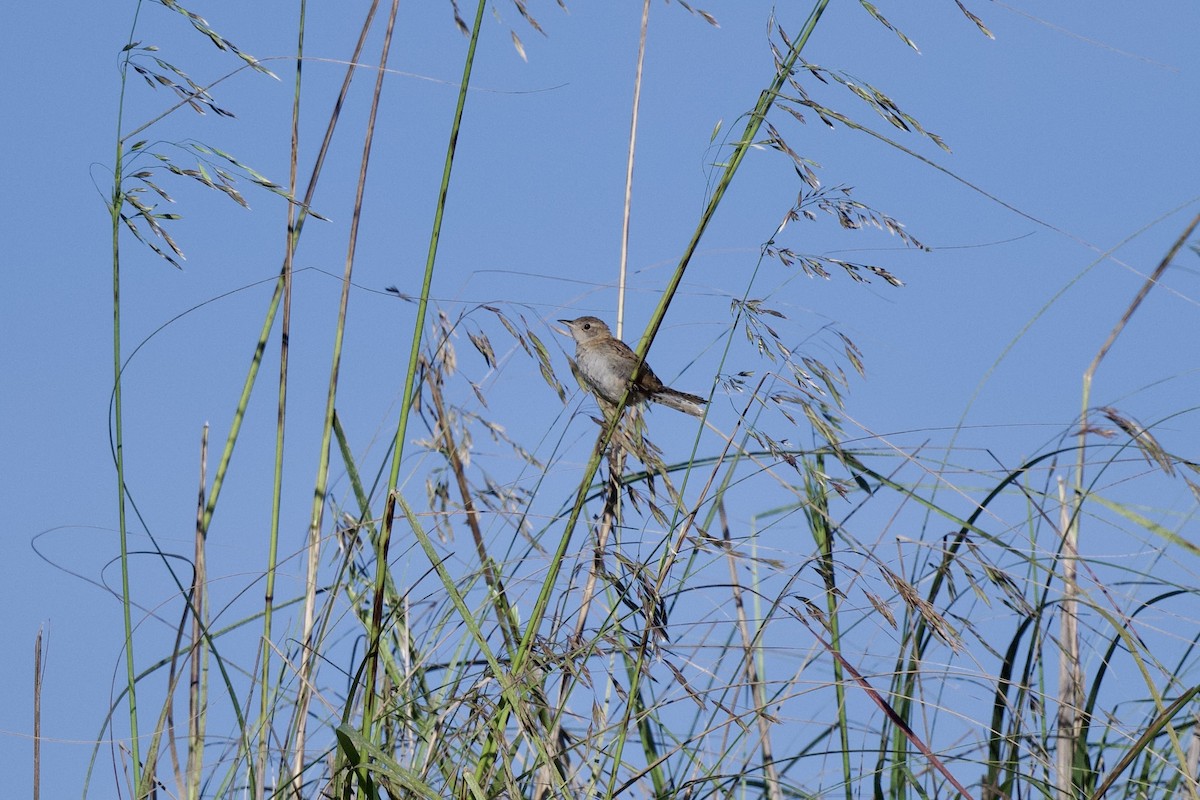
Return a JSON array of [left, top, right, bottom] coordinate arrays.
[[87, 2, 1200, 799]]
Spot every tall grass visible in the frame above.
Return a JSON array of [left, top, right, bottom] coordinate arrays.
[[91, 2, 1200, 799]]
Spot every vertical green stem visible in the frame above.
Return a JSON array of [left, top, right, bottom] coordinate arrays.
[[809, 452, 852, 800], [111, 4, 147, 793], [363, 0, 488, 737], [261, 1, 307, 795]]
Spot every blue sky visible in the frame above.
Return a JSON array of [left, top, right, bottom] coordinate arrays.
[[3, 1, 1200, 796]]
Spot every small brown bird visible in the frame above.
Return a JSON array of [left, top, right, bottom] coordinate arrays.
[[558, 316, 706, 417]]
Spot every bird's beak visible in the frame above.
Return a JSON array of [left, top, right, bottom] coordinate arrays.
[[557, 319, 571, 325]]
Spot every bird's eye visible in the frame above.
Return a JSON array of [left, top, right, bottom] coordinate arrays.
[[582, 323, 591, 330]]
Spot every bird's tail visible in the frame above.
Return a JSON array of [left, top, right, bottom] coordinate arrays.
[[651, 388, 706, 417]]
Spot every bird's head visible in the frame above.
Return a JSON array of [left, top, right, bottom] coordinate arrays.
[[557, 316, 612, 345]]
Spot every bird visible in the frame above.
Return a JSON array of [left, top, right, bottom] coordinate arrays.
[[557, 316, 706, 417]]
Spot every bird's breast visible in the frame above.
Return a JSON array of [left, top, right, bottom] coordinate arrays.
[[576, 347, 638, 404]]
